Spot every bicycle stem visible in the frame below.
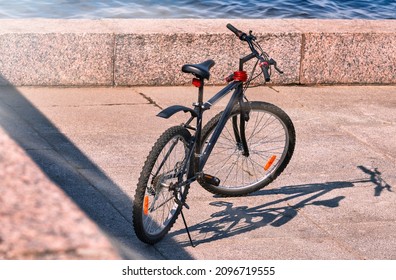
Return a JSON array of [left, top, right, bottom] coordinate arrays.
[[239, 52, 257, 71]]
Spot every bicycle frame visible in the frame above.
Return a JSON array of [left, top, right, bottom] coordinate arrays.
[[158, 52, 258, 185], [133, 23, 293, 247], [194, 80, 241, 172]]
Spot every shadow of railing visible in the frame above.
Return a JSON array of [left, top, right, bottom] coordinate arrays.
[[0, 79, 192, 259]]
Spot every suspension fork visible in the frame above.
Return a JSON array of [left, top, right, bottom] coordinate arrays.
[[231, 52, 255, 157], [231, 85, 250, 157]]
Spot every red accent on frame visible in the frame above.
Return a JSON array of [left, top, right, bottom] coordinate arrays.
[[233, 71, 248, 82], [192, 78, 201, 87], [259, 61, 269, 67]]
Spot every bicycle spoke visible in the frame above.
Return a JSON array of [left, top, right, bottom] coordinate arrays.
[[138, 131, 190, 237], [202, 103, 292, 191], [221, 153, 240, 186]]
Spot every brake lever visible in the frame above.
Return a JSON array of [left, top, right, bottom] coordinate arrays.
[[248, 30, 257, 41], [274, 65, 283, 74], [269, 58, 284, 74]]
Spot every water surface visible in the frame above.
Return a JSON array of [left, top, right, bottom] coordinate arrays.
[[0, 0, 395, 19]]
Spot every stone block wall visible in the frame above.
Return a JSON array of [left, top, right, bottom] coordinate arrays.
[[0, 19, 395, 86]]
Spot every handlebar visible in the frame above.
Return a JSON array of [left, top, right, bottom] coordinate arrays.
[[226, 23, 246, 41], [226, 23, 283, 83]]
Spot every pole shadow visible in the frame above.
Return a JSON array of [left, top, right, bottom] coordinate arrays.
[[0, 79, 193, 259]]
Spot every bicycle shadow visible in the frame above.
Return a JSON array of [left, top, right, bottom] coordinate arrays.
[[171, 165, 393, 246], [169, 168, 390, 247], [168, 180, 352, 246], [357, 165, 393, 196], [0, 78, 193, 259]]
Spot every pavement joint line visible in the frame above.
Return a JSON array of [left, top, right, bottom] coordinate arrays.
[[138, 92, 163, 110], [299, 33, 306, 85], [112, 34, 116, 87], [338, 126, 396, 164], [268, 86, 280, 93], [294, 101, 395, 163], [39, 103, 147, 108], [297, 208, 367, 260]]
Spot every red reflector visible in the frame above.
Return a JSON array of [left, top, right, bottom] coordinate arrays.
[[233, 71, 248, 82], [192, 78, 201, 87]]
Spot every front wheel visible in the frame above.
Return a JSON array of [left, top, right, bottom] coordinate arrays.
[[133, 126, 192, 244], [201, 101, 295, 196]]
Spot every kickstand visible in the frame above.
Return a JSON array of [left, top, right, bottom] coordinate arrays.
[[180, 209, 195, 247]]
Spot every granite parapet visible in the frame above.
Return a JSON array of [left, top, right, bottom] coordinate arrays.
[[0, 19, 395, 86]]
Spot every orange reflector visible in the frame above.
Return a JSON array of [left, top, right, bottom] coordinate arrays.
[[264, 155, 277, 171], [143, 195, 149, 215]]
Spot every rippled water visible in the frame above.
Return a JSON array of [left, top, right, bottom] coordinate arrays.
[[0, 0, 395, 19]]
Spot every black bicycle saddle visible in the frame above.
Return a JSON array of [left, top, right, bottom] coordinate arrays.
[[182, 59, 216, 80]]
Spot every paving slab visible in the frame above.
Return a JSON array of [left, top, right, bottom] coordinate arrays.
[[323, 221, 396, 259], [1, 85, 395, 260], [0, 126, 118, 259]]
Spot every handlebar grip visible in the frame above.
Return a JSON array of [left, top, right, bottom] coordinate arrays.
[[226, 23, 245, 40], [261, 65, 271, 82]]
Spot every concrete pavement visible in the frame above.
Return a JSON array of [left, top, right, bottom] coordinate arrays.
[[1, 84, 395, 259]]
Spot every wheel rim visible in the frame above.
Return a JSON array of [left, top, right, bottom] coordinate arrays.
[[203, 108, 290, 190], [142, 135, 188, 236]]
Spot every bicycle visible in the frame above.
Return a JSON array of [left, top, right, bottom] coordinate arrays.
[[133, 24, 296, 245]]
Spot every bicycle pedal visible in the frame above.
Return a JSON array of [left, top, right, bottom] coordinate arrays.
[[200, 173, 220, 187]]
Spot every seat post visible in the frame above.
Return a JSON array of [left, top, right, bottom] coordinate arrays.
[[197, 78, 204, 106], [194, 77, 204, 173]]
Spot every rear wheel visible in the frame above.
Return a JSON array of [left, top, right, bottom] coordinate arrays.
[[133, 126, 192, 244], [201, 101, 295, 196]]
